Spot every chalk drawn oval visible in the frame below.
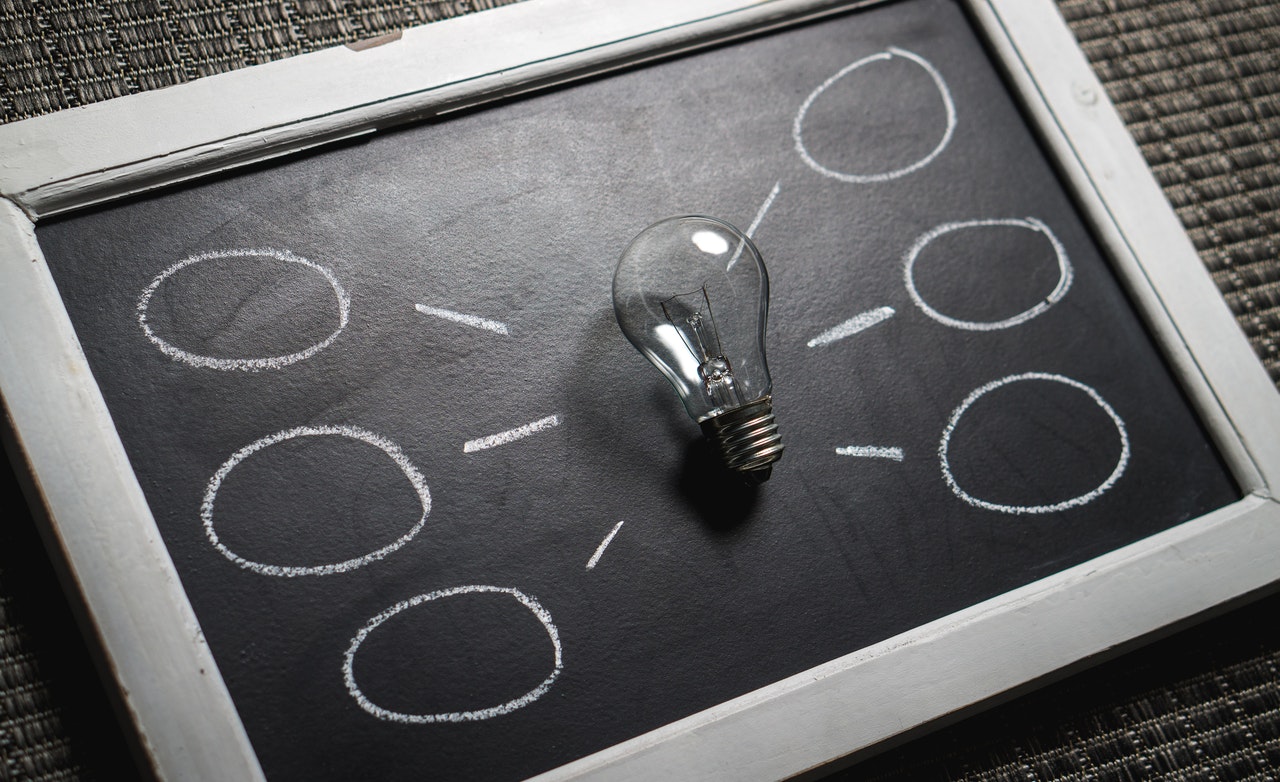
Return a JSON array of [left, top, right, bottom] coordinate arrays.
[[939, 372, 1129, 515], [137, 248, 350, 370], [343, 586, 563, 723], [904, 218, 1072, 331], [793, 47, 956, 183], [201, 425, 430, 576]]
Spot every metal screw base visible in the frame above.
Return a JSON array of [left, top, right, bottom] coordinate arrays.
[[700, 396, 784, 483]]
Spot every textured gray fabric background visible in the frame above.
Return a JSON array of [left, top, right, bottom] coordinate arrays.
[[1, 1, 1277, 779]]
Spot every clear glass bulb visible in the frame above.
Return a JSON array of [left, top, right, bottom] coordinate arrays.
[[613, 215, 784, 482]]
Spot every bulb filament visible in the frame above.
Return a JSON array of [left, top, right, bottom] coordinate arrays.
[[661, 286, 743, 411]]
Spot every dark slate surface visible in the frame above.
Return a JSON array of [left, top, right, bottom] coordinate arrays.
[[33, 1, 1238, 779]]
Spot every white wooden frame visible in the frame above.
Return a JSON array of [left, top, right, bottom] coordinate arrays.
[[1, 0, 1277, 779]]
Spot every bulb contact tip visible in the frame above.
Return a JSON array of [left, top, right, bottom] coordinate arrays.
[[700, 397, 784, 481]]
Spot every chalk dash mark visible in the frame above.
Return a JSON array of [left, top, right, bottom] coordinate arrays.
[[747, 181, 781, 239], [836, 446, 904, 461], [728, 181, 782, 271], [415, 304, 509, 335], [586, 521, 625, 571], [808, 306, 895, 347], [464, 414, 561, 453]]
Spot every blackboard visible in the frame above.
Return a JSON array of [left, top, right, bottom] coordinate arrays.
[[32, 0, 1238, 778]]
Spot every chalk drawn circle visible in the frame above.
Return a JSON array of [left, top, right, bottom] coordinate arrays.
[[201, 425, 430, 576], [137, 248, 351, 371], [904, 218, 1072, 331], [939, 372, 1129, 515], [343, 585, 563, 723], [793, 47, 957, 183]]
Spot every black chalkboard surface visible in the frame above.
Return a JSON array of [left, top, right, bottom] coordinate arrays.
[[35, 0, 1237, 778]]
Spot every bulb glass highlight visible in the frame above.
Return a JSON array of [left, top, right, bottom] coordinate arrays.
[[613, 215, 783, 478]]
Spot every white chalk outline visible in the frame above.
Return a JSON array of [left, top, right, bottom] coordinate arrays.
[[137, 248, 350, 371], [343, 585, 562, 723], [808, 306, 896, 347], [201, 425, 431, 576], [727, 181, 782, 272], [793, 47, 956, 183], [463, 414, 562, 453], [586, 521, 625, 570], [836, 446, 904, 461], [904, 217, 1072, 331], [939, 372, 1130, 515], [414, 303, 510, 335]]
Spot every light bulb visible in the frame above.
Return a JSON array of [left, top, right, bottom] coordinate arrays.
[[613, 215, 784, 482]]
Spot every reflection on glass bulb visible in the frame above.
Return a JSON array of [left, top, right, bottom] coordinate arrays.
[[613, 215, 784, 483]]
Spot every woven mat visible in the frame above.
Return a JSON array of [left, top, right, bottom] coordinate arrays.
[[0, 0, 521, 120], [1, 0, 1278, 780], [838, 591, 1280, 781], [1062, 0, 1280, 386]]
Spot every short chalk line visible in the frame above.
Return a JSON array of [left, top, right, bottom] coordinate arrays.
[[415, 304, 509, 335], [747, 181, 781, 239], [344, 585, 562, 723], [836, 446, 905, 461], [808, 306, 896, 347], [464, 414, 562, 453], [586, 521, 625, 571], [728, 181, 782, 271]]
